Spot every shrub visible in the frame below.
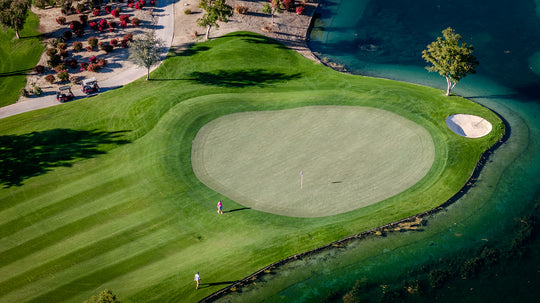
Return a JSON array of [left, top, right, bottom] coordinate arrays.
[[20, 87, 30, 97], [184, 9, 191, 15], [120, 39, 129, 48], [110, 38, 119, 46], [87, 37, 99, 48], [63, 30, 73, 40], [60, 50, 69, 58], [109, 21, 117, 28], [111, 8, 120, 17], [67, 59, 78, 69], [120, 14, 130, 23], [93, 8, 101, 16], [123, 33, 133, 41], [86, 46, 93, 52], [76, 3, 85, 13], [234, 5, 249, 14], [45, 74, 56, 84], [57, 70, 70, 82], [99, 19, 108, 27], [46, 48, 58, 57], [87, 63, 101, 72], [79, 62, 89, 71], [296, 4, 305, 15], [131, 18, 140, 27], [104, 5, 112, 14], [283, 0, 295, 11], [56, 17, 67, 25], [70, 21, 83, 31], [54, 63, 67, 73], [34, 0, 47, 9], [57, 42, 67, 50], [134, 2, 142, 9], [150, 0, 155, 5], [89, 21, 98, 30], [33, 65, 45, 74], [79, 14, 88, 25], [73, 41, 83, 52], [33, 85, 42, 96], [88, 56, 97, 63], [75, 28, 85, 37], [97, 58, 107, 67]]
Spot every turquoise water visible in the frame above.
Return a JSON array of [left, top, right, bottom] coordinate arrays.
[[215, 0, 540, 302]]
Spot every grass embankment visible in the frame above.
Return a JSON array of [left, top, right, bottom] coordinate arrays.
[[0, 32, 503, 302], [0, 12, 44, 107]]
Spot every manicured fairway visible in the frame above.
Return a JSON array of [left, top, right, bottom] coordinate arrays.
[[0, 32, 504, 302], [192, 106, 434, 217]]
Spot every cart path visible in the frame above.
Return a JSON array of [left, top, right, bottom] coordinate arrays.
[[0, 0, 175, 120]]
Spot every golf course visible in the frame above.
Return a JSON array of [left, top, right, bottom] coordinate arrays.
[[0, 31, 503, 302]]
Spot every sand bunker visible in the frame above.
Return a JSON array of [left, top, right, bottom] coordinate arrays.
[[446, 114, 493, 138]]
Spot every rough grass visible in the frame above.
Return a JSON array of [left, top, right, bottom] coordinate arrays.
[[0, 12, 44, 107], [0, 32, 504, 302]]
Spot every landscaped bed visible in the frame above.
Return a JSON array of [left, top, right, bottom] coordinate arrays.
[[0, 32, 503, 302]]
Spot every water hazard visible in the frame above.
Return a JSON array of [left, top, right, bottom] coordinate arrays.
[[214, 0, 540, 301]]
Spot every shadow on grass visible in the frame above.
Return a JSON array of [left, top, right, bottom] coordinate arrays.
[[199, 280, 240, 289], [0, 68, 32, 78], [170, 44, 211, 57], [189, 69, 302, 87], [0, 129, 131, 187], [223, 207, 251, 213]]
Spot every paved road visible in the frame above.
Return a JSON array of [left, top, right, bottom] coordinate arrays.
[[0, 0, 175, 120]]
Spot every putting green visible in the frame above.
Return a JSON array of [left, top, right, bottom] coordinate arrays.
[[192, 106, 435, 217]]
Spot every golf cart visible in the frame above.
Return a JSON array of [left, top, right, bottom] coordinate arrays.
[[56, 85, 74, 102], [81, 77, 99, 95]]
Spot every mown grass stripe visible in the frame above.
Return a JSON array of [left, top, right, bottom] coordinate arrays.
[[0, 214, 174, 297], [0, 195, 153, 267]]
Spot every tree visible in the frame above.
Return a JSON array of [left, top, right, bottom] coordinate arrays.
[[261, 0, 283, 24], [0, 0, 31, 39], [422, 27, 479, 96], [128, 31, 164, 80], [84, 289, 120, 303], [197, 0, 233, 40]]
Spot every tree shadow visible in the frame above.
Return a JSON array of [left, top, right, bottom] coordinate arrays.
[[0, 68, 32, 78], [223, 207, 251, 213], [171, 44, 211, 57], [0, 129, 131, 187], [188, 69, 302, 87]]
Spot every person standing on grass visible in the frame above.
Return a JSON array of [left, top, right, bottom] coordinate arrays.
[[217, 200, 223, 214], [194, 272, 201, 289]]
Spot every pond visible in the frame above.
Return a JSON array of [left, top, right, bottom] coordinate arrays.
[[215, 0, 540, 301]]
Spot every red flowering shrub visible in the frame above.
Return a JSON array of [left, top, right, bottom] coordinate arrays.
[[120, 14, 130, 22], [33, 65, 45, 74], [57, 42, 67, 50], [93, 8, 100, 16], [120, 39, 129, 48], [56, 17, 66, 25], [120, 20, 128, 28], [104, 5, 112, 14], [110, 38, 119, 46], [80, 62, 89, 71], [67, 59, 78, 69], [73, 41, 83, 52], [54, 63, 67, 73], [134, 2, 142, 9], [89, 21, 98, 30], [60, 50, 69, 58], [123, 33, 133, 41], [128, 3, 134, 8], [296, 4, 305, 15], [87, 63, 101, 72], [99, 19, 108, 27], [88, 56, 98, 63], [70, 21, 83, 31], [150, 0, 156, 5], [75, 28, 85, 37], [131, 18, 140, 27], [86, 46, 93, 52], [45, 74, 56, 84], [97, 58, 107, 67], [111, 8, 120, 17]]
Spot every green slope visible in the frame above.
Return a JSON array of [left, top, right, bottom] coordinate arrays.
[[0, 32, 503, 302]]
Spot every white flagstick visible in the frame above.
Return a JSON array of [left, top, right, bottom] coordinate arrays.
[[300, 171, 303, 189]]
